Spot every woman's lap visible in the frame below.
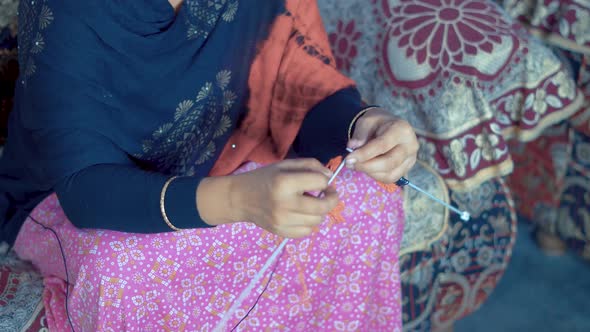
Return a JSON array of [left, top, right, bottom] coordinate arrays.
[[14, 163, 405, 331]]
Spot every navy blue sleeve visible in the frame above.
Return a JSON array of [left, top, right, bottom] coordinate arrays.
[[293, 87, 364, 163], [54, 164, 211, 233]]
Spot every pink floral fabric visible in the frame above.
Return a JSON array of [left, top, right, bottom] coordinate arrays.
[[319, 0, 583, 191], [13, 163, 405, 331]]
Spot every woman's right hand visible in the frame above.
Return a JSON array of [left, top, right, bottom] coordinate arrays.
[[199, 159, 339, 239]]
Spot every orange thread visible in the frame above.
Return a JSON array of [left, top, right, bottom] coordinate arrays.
[[287, 248, 311, 298], [326, 155, 343, 172], [327, 201, 346, 224], [377, 182, 400, 193]]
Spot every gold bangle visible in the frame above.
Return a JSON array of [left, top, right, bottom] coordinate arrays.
[[160, 176, 182, 231], [347, 106, 380, 140]]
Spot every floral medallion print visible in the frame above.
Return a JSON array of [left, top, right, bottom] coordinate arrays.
[[328, 20, 362, 72], [386, 0, 517, 86], [400, 178, 516, 331], [320, 0, 582, 191]]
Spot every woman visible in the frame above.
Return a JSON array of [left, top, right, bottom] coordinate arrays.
[[1, 0, 417, 330]]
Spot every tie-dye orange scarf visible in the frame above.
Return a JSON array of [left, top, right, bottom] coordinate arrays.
[[211, 0, 356, 175]]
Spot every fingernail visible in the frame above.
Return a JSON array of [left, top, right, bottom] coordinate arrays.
[[346, 158, 357, 168], [348, 140, 362, 149]]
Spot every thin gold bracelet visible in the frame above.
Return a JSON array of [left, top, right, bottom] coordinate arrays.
[[160, 176, 182, 231], [347, 106, 381, 140]]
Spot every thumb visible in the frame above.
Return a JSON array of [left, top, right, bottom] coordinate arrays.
[[348, 120, 373, 150]]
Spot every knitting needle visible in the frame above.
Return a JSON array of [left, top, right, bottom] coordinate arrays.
[[344, 148, 471, 221], [217, 157, 348, 331], [396, 177, 471, 221], [327, 156, 348, 185], [217, 155, 353, 331], [218, 149, 470, 330]]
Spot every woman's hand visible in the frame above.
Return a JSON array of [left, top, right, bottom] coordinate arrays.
[[346, 108, 419, 184], [197, 159, 339, 239]]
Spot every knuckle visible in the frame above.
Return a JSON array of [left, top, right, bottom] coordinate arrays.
[[317, 176, 329, 188], [409, 138, 420, 151], [311, 216, 323, 226], [300, 158, 320, 169], [326, 196, 339, 210], [316, 201, 332, 217], [269, 212, 283, 226], [395, 119, 412, 131], [301, 228, 314, 238], [407, 156, 417, 168], [308, 158, 323, 167], [376, 175, 390, 184], [376, 139, 389, 150], [400, 119, 412, 128], [273, 174, 290, 190], [389, 171, 402, 183]]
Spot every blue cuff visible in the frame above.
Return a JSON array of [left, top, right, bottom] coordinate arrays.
[[294, 87, 363, 163], [164, 176, 212, 229]]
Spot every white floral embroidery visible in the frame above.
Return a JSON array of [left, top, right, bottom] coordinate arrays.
[[573, 10, 590, 45], [186, 0, 239, 39], [19, 0, 54, 84], [443, 139, 468, 177], [553, 72, 576, 100], [139, 70, 237, 175]]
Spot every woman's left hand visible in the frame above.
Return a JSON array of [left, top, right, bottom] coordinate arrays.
[[346, 108, 419, 184]]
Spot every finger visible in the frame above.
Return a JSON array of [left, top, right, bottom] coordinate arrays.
[[348, 118, 417, 167], [368, 158, 417, 184], [347, 125, 396, 166], [285, 213, 325, 227], [278, 171, 331, 194], [279, 158, 333, 177], [280, 226, 317, 239], [354, 145, 406, 175], [263, 212, 322, 234], [348, 116, 375, 150], [348, 108, 393, 150], [290, 189, 339, 216]]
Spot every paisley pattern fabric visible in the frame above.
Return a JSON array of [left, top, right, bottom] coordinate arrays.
[[400, 178, 517, 331], [499, 0, 590, 258], [400, 161, 449, 256], [497, 0, 590, 54], [0, 248, 45, 332], [318, 0, 583, 191], [509, 121, 590, 258], [317, 1, 528, 329], [13, 164, 405, 331]]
